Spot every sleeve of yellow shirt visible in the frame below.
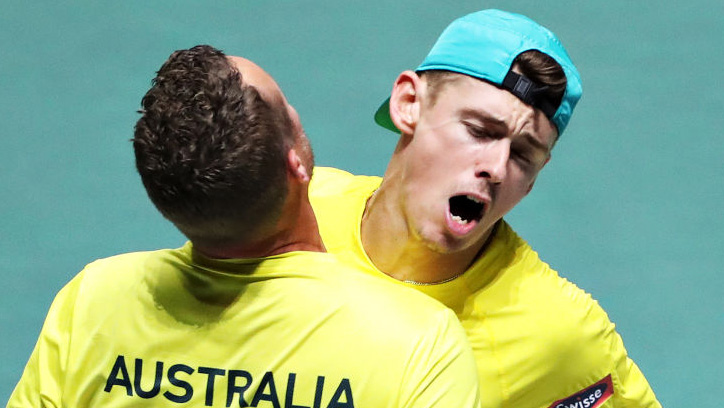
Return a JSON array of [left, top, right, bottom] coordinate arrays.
[[544, 276, 661, 408], [7, 273, 83, 408], [529, 271, 661, 408], [601, 307, 661, 407]]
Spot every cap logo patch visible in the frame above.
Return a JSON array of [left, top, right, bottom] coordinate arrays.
[[513, 75, 532, 96], [501, 71, 557, 120], [548, 375, 613, 408]]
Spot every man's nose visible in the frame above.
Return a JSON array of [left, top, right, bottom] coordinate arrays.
[[475, 140, 509, 183]]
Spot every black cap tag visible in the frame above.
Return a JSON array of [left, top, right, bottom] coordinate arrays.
[[502, 71, 557, 119]]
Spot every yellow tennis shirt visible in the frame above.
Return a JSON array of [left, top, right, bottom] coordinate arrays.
[[7, 243, 480, 408], [309, 166, 661, 408]]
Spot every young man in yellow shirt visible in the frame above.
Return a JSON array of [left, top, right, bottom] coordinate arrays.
[[310, 9, 661, 408]]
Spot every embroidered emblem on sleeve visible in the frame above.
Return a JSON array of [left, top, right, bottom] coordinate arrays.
[[548, 375, 613, 408]]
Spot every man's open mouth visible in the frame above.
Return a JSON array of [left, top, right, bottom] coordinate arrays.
[[449, 195, 485, 225]]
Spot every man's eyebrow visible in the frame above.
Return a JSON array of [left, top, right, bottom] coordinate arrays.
[[459, 109, 508, 133], [460, 108, 552, 153]]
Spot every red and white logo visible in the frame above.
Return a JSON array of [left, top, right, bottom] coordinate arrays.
[[548, 375, 614, 408]]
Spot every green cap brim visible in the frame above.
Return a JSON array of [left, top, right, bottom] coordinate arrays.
[[373, 98, 400, 134]]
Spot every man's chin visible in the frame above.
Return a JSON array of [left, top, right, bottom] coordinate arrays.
[[420, 233, 481, 256]]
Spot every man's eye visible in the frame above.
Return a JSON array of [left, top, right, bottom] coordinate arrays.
[[512, 149, 532, 164], [464, 123, 492, 139]]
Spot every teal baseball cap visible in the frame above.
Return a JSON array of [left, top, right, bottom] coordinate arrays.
[[374, 9, 583, 135]]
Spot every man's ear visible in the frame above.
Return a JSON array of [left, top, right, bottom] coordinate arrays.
[[287, 148, 310, 183], [389, 70, 423, 135]]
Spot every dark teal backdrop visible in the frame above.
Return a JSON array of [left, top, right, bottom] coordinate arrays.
[[2, 1, 722, 406]]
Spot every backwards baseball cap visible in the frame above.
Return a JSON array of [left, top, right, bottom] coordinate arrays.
[[374, 9, 583, 135]]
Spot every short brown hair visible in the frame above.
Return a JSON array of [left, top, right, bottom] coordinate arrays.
[[133, 45, 293, 247], [512, 49, 566, 110]]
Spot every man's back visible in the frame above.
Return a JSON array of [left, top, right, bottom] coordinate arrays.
[[7, 243, 480, 408]]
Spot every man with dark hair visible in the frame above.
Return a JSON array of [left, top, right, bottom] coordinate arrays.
[[7, 45, 481, 408], [134, 46, 298, 251], [310, 9, 661, 408]]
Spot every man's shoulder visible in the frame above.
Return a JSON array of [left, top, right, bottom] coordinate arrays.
[[82, 247, 181, 273], [474, 224, 627, 403], [309, 167, 379, 253], [477, 222, 615, 337], [494, 236, 659, 406], [310, 166, 381, 198], [73, 248, 185, 293], [488, 224, 597, 299], [526, 269, 614, 342]]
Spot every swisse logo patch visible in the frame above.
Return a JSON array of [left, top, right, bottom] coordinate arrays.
[[548, 375, 613, 408]]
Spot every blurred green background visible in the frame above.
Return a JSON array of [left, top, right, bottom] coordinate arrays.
[[1, 1, 722, 406]]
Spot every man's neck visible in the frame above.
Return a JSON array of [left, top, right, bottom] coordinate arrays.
[[196, 196, 326, 260], [360, 185, 492, 284]]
